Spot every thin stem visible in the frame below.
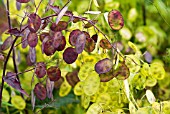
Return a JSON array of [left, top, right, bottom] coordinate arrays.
[[6, 0, 11, 29], [142, 3, 146, 25], [36, 0, 43, 13], [0, 36, 19, 107], [12, 49, 24, 98]]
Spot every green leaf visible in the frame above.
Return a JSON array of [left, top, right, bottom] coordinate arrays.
[[153, 0, 170, 26]]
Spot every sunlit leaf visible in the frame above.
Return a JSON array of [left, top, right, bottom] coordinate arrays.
[[83, 71, 100, 96], [11, 95, 26, 110], [74, 81, 84, 96], [81, 94, 90, 109], [93, 0, 99, 7], [153, 0, 170, 26], [108, 10, 124, 30], [86, 103, 102, 114], [59, 80, 72, 97]]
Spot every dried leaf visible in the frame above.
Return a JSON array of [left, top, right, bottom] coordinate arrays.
[[1, 36, 13, 51], [56, 6, 68, 24], [29, 47, 36, 63], [4, 72, 29, 96], [46, 78, 54, 99]]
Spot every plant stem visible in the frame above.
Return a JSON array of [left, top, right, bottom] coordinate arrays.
[[0, 36, 19, 107]]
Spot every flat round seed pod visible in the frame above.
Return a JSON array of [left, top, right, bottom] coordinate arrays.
[[47, 66, 61, 81], [50, 21, 68, 31], [74, 81, 84, 96], [27, 32, 38, 47], [83, 71, 100, 96], [84, 37, 96, 52], [99, 39, 112, 49], [69, 29, 82, 46], [56, 36, 66, 51], [115, 63, 130, 80], [108, 10, 124, 30], [63, 47, 78, 64], [78, 62, 95, 81], [28, 13, 41, 32], [34, 83, 46, 100], [54, 77, 64, 89], [59, 81, 71, 97], [66, 70, 79, 87], [95, 58, 113, 74], [43, 39, 56, 56], [99, 69, 115, 82], [75, 33, 86, 54], [35, 62, 46, 78]]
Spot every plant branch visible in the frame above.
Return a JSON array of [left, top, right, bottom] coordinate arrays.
[[0, 36, 19, 107]]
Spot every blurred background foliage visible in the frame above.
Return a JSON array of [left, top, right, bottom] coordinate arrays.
[[0, 0, 170, 113]]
